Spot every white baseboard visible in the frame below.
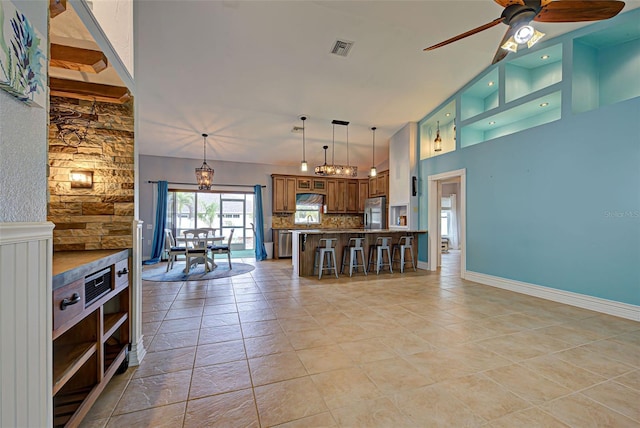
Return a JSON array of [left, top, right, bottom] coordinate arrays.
[[417, 261, 429, 270], [465, 271, 639, 322]]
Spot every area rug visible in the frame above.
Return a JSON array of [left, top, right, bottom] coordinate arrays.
[[142, 261, 255, 282]]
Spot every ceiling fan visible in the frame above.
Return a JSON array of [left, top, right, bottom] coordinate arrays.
[[424, 0, 625, 64]]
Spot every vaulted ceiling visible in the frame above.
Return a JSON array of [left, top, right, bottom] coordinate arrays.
[[50, 0, 640, 172]]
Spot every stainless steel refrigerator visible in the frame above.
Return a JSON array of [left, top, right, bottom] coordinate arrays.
[[364, 196, 386, 229]]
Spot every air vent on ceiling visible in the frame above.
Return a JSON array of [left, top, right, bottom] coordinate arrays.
[[331, 39, 354, 57]]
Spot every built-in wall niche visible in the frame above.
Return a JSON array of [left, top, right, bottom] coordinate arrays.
[[460, 68, 499, 121], [419, 100, 456, 160], [572, 18, 640, 114], [505, 44, 562, 103], [390, 204, 408, 228], [461, 91, 561, 147]]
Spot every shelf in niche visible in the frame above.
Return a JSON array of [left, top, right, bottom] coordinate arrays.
[[461, 91, 561, 147], [505, 44, 563, 103], [419, 99, 456, 160], [460, 68, 499, 121], [572, 18, 640, 114]]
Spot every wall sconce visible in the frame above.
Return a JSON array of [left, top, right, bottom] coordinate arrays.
[[70, 170, 93, 188]]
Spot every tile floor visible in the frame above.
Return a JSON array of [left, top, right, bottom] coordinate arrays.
[[82, 251, 640, 427]]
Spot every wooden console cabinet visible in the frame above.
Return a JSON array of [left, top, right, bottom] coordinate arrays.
[[52, 249, 131, 428]]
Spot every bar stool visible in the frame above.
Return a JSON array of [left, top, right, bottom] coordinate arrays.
[[340, 237, 367, 277], [392, 236, 416, 273], [367, 237, 393, 274], [313, 238, 339, 279]]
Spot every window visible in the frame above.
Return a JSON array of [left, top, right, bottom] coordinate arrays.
[[294, 193, 323, 225], [441, 196, 451, 236]]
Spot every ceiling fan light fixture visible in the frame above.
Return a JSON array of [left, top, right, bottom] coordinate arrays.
[[501, 37, 519, 53], [526, 28, 545, 48], [513, 24, 534, 44]]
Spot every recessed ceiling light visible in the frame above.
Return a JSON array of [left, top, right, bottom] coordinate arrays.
[[540, 102, 549, 107], [541, 55, 550, 60], [488, 81, 495, 87], [489, 121, 496, 125], [445, 113, 451, 117]]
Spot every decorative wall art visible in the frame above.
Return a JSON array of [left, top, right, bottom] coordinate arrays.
[[0, 0, 46, 107]]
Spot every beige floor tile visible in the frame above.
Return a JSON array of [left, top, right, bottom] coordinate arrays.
[[132, 346, 196, 379], [487, 407, 569, 428], [535, 323, 605, 346], [521, 354, 607, 391], [197, 324, 243, 345], [201, 312, 240, 327], [484, 364, 571, 406], [184, 389, 259, 428], [147, 329, 200, 353], [244, 332, 295, 358], [189, 360, 252, 399], [442, 374, 530, 421], [378, 332, 436, 355], [83, 368, 135, 421], [581, 380, 640, 422], [272, 412, 336, 427], [338, 338, 397, 363], [113, 370, 192, 415], [240, 319, 284, 338], [553, 345, 637, 378], [279, 316, 322, 334], [79, 417, 107, 428], [391, 384, 485, 426], [164, 306, 204, 320], [614, 369, 640, 391], [202, 303, 237, 315], [584, 339, 640, 367], [361, 357, 433, 393], [311, 367, 381, 409], [105, 402, 186, 428], [330, 397, 414, 427], [238, 308, 277, 323], [284, 328, 335, 350], [156, 316, 202, 334], [476, 331, 571, 361], [248, 351, 308, 386], [296, 344, 354, 374], [254, 377, 328, 427], [194, 339, 246, 367], [541, 393, 638, 427]]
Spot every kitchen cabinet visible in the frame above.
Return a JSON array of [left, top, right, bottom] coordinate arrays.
[[369, 170, 389, 198], [358, 180, 369, 213], [346, 180, 359, 213], [326, 179, 351, 213], [272, 175, 297, 213], [52, 250, 130, 428]]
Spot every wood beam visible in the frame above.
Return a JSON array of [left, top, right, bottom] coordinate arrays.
[[50, 0, 67, 18], [50, 44, 108, 74], [49, 78, 130, 104]]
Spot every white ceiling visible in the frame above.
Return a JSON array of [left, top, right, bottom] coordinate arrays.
[[131, 0, 639, 173]]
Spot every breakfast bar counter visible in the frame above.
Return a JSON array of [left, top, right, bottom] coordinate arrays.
[[290, 229, 426, 277]]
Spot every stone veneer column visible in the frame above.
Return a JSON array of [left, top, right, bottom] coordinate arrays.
[[128, 219, 146, 366]]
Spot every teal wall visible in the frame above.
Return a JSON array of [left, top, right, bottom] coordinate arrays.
[[419, 97, 640, 305]]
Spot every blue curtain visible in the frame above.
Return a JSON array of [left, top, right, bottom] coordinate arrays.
[[143, 181, 168, 265], [254, 185, 268, 261]]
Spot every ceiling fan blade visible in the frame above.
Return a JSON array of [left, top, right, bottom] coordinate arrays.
[[494, 0, 525, 7], [424, 17, 505, 51], [491, 26, 515, 64], [534, 0, 625, 22]]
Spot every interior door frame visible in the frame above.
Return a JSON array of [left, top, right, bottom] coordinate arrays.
[[427, 168, 466, 278]]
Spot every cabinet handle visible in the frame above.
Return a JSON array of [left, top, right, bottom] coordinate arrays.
[[117, 267, 129, 277], [60, 293, 81, 310]]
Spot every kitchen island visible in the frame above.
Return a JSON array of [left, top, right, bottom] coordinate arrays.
[[291, 229, 426, 277]]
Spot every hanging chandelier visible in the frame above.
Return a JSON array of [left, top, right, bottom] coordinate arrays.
[[195, 133, 214, 190], [314, 119, 357, 177]]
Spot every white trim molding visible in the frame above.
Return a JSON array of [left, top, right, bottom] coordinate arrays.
[[128, 219, 146, 366], [466, 270, 640, 321], [0, 222, 54, 427]]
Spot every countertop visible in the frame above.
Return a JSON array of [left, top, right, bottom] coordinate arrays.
[[289, 229, 427, 234], [52, 249, 130, 290]]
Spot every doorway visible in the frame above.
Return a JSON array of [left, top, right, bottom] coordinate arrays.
[[427, 168, 466, 277]]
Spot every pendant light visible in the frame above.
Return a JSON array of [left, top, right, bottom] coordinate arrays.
[[434, 121, 442, 152], [300, 116, 308, 172], [195, 133, 214, 190], [370, 126, 377, 177], [314, 120, 357, 177]]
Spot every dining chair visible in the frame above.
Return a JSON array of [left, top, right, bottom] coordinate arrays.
[[164, 229, 186, 272], [182, 229, 210, 274], [209, 228, 234, 269]]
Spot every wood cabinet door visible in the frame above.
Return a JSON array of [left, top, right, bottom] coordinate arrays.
[[326, 180, 338, 212], [297, 178, 311, 191], [358, 180, 369, 212], [336, 180, 347, 212], [378, 172, 388, 198], [273, 176, 287, 212], [369, 176, 377, 197], [285, 177, 296, 212], [346, 180, 358, 213]]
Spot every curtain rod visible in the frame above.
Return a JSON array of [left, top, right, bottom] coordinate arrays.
[[147, 180, 266, 188]]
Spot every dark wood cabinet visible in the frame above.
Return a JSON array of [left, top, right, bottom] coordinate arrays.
[[346, 180, 359, 213], [272, 175, 297, 213], [369, 170, 389, 198], [358, 180, 369, 213]]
